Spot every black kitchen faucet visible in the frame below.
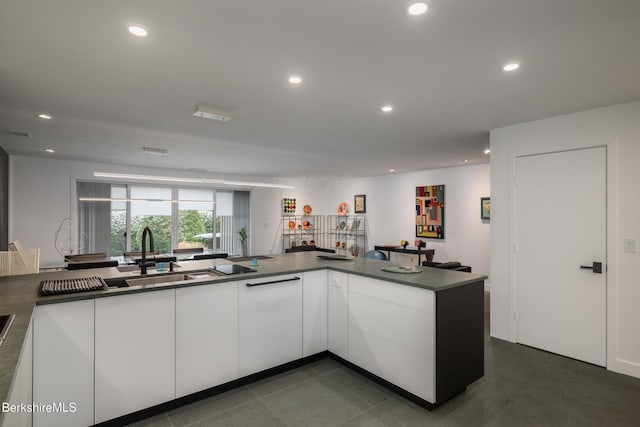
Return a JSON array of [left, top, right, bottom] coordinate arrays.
[[139, 227, 155, 275]]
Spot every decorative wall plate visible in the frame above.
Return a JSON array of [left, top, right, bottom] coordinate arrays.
[[338, 202, 349, 215], [303, 204, 312, 215], [288, 221, 296, 230]]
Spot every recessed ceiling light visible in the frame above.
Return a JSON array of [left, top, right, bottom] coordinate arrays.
[[127, 25, 148, 37], [408, 2, 428, 16], [38, 113, 52, 120], [288, 75, 302, 85], [484, 148, 491, 154], [502, 62, 520, 72], [381, 105, 394, 113], [389, 169, 396, 172], [45, 148, 55, 153], [463, 159, 469, 163]]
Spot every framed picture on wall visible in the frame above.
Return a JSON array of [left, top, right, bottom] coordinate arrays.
[[481, 197, 491, 220], [354, 194, 366, 213], [415, 185, 445, 239]]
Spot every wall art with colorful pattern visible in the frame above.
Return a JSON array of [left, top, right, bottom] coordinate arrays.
[[415, 185, 445, 239]]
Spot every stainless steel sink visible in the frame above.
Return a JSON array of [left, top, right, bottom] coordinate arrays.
[[125, 271, 219, 287]]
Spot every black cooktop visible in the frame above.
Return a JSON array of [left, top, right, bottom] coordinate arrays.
[[210, 264, 257, 275]]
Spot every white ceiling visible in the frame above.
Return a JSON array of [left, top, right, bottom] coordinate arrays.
[[1, 0, 639, 179]]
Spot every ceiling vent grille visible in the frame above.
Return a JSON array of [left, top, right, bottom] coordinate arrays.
[[193, 105, 232, 122], [6, 130, 32, 138]]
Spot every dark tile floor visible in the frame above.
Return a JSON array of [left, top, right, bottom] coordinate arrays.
[[127, 292, 640, 426]]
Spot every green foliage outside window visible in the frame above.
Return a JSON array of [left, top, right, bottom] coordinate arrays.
[[110, 210, 215, 256], [133, 216, 172, 254]]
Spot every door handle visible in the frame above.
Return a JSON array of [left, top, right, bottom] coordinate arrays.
[[246, 277, 301, 287], [580, 262, 603, 274]]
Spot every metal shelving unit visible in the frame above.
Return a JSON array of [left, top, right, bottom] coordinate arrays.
[[327, 215, 367, 257], [281, 215, 325, 251]]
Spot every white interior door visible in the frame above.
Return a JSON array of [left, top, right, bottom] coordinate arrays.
[[515, 146, 606, 366]]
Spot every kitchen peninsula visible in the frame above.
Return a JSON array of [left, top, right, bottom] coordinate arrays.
[[0, 252, 485, 426]]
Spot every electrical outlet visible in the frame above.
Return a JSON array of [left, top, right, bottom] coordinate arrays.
[[624, 238, 637, 253]]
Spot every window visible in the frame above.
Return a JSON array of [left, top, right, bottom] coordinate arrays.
[[129, 186, 173, 254], [178, 188, 214, 250], [78, 182, 249, 257]]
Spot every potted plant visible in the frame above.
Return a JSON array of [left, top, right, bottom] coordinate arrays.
[[238, 227, 248, 257]]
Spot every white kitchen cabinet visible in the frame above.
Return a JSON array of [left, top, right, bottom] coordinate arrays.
[[1, 321, 32, 427], [94, 290, 175, 424], [238, 274, 302, 376], [176, 281, 239, 398], [348, 274, 435, 402], [327, 271, 349, 358], [302, 270, 327, 357], [33, 300, 94, 427]]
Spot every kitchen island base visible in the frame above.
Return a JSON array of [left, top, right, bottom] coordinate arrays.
[[0, 254, 486, 427], [95, 279, 484, 426]]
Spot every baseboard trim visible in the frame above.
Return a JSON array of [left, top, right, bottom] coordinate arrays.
[[608, 357, 640, 379]]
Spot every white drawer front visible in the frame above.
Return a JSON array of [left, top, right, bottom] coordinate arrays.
[[176, 281, 239, 398], [349, 274, 434, 312], [239, 274, 303, 376], [349, 328, 435, 403], [348, 292, 434, 357]]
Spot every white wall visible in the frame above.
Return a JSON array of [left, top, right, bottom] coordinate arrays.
[[490, 100, 640, 379], [10, 154, 490, 276], [248, 177, 327, 256], [10, 156, 75, 267], [318, 164, 491, 276]]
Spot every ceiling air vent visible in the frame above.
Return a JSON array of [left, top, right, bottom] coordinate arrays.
[[193, 105, 232, 122], [6, 130, 32, 138]]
